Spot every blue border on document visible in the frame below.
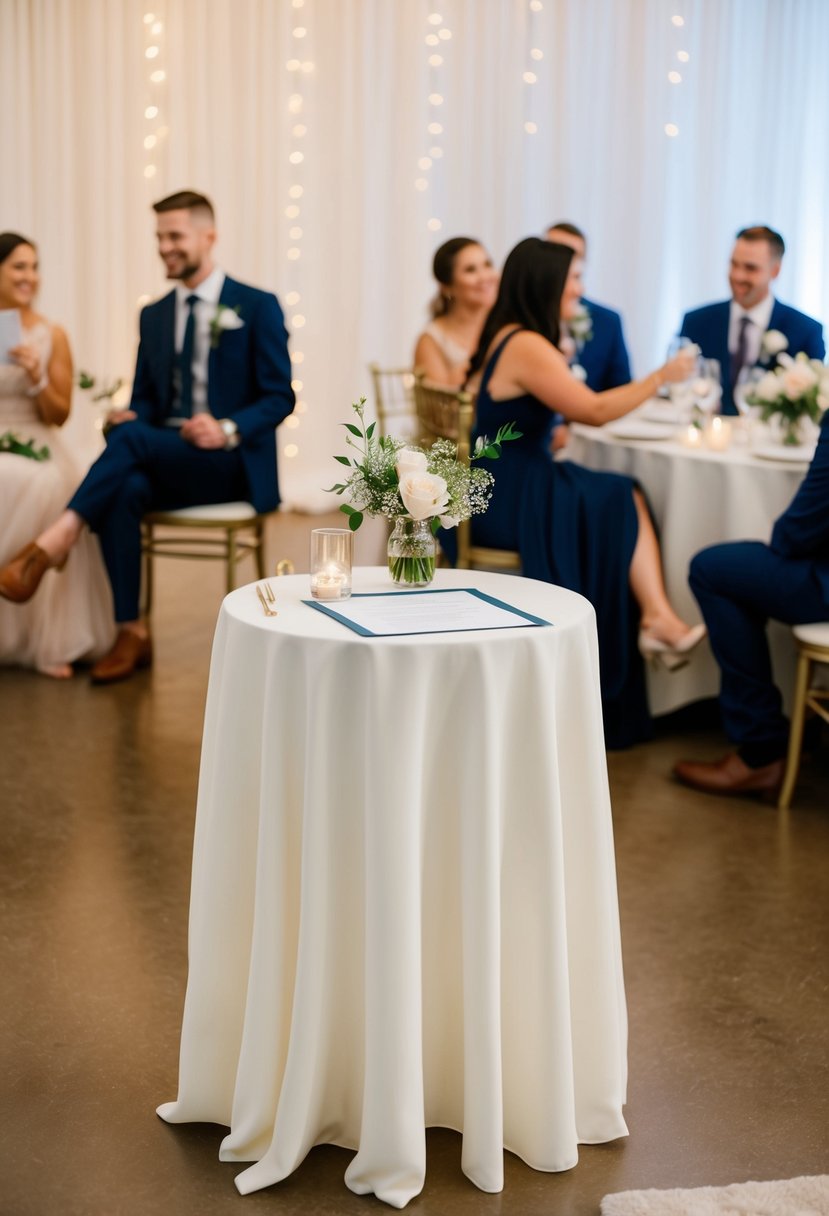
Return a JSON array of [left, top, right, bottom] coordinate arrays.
[[302, 587, 552, 638]]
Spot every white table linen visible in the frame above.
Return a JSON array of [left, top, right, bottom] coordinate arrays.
[[157, 568, 628, 1208], [565, 418, 808, 715]]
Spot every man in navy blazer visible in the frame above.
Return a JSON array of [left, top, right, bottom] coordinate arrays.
[[674, 410, 829, 798], [0, 191, 294, 681], [680, 225, 825, 415], [546, 222, 632, 390]]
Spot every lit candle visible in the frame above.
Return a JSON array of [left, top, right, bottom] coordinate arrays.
[[311, 564, 348, 600], [704, 416, 732, 451], [681, 424, 702, 448]]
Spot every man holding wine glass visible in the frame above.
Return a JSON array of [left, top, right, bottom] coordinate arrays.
[[678, 225, 825, 416]]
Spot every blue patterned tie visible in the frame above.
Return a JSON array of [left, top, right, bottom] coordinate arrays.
[[178, 294, 199, 417]]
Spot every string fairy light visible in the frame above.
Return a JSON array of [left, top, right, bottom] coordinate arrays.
[[141, 7, 168, 184], [523, 1, 544, 137], [664, 11, 689, 138], [416, 10, 454, 234], [281, 0, 314, 457]]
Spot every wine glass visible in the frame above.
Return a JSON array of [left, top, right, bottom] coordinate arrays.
[[691, 357, 722, 417], [733, 366, 765, 446]]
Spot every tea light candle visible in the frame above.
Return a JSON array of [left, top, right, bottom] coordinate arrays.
[[681, 424, 702, 448], [704, 416, 732, 451], [311, 565, 348, 600]]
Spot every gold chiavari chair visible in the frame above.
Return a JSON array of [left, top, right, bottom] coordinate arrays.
[[368, 363, 419, 441], [778, 623, 829, 809]]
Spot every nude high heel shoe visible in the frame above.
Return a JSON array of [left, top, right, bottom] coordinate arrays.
[[638, 623, 707, 671]]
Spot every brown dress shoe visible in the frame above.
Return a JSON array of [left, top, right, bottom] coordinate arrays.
[[672, 752, 784, 801], [0, 542, 54, 603], [90, 629, 153, 684]]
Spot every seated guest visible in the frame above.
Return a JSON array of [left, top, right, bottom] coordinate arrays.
[[0, 231, 115, 677], [674, 411, 829, 798], [680, 225, 825, 416], [0, 191, 294, 683], [467, 237, 703, 748], [545, 221, 632, 391], [413, 237, 498, 386]]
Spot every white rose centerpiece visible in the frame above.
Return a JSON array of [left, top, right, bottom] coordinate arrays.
[[327, 397, 520, 586], [760, 329, 788, 360], [745, 351, 827, 446]]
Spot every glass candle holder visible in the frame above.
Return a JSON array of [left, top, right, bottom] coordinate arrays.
[[310, 528, 353, 600]]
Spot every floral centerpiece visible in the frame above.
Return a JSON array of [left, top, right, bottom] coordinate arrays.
[[745, 352, 829, 445], [327, 397, 520, 586]]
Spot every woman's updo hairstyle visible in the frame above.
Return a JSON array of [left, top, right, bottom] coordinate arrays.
[[0, 232, 35, 266], [429, 236, 480, 319]]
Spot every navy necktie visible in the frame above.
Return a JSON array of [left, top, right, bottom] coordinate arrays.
[[178, 294, 199, 417], [730, 315, 750, 388]]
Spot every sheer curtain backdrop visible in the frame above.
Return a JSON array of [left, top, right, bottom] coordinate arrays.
[[2, 0, 828, 506]]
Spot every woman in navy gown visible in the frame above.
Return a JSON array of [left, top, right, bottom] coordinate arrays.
[[468, 238, 703, 748]]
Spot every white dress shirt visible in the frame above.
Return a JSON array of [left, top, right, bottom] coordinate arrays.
[[728, 293, 774, 368], [174, 267, 226, 417]]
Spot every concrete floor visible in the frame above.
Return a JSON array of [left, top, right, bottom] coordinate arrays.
[[1, 509, 827, 1216]]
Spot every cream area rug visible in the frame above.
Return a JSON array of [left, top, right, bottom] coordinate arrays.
[[601, 1175, 829, 1216]]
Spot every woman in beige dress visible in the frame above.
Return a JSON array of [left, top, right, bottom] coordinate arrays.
[[0, 232, 114, 676], [413, 237, 498, 386]]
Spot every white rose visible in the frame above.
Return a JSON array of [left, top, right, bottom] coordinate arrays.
[[754, 371, 782, 403], [398, 471, 450, 520], [571, 363, 588, 382], [439, 514, 460, 529], [395, 448, 428, 479], [761, 329, 788, 357], [215, 307, 244, 331], [781, 363, 818, 400]]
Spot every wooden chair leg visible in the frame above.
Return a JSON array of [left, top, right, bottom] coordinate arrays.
[[255, 519, 266, 581], [778, 649, 812, 810], [226, 528, 238, 595], [142, 525, 155, 618]]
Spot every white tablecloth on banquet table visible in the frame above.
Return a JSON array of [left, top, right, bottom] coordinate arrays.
[[157, 568, 628, 1209], [566, 416, 809, 716]]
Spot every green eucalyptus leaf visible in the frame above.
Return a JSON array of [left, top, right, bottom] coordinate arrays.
[[344, 423, 363, 437], [334, 455, 352, 466]]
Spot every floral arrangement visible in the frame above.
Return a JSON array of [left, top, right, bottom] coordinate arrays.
[[569, 303, 593, 345], [78, 370, 124, 403], [0, 431, 50, 461], [327, 397, 520, 584], [759, 329, 788, 361], [210, 304, 244, 348], [745, 352, 829, 445]]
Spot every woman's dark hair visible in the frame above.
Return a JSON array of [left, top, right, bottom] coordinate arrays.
[[0, 232, 36, 266], [430, 236, 481, 319], [466, 237, 573, 384]]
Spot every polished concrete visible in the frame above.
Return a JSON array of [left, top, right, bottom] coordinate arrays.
[[1, 510, 827, 1216]]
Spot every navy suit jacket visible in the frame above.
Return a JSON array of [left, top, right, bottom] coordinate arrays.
[[577, 298, 632, 391], [770, 412, 829, 607], [680, 298, 825, 416], [129, 276, 294, 512]]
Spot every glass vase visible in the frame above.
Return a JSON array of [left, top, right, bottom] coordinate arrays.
[[387, 517, 436, 587]]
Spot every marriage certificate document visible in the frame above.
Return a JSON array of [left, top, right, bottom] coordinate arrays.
[[305, 588, 551, 637]]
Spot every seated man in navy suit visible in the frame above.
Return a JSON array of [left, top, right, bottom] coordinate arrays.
[[545, 221, 632, 391], [674, 410, 829, 798], [0, 190, 294, 682], [680, 225, 825, 416]]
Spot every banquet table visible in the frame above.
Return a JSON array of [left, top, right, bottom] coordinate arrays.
[[566, 410, 811, 715], [157, 567, 628, 1209]]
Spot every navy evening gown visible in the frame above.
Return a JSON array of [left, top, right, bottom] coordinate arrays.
[[470, 330, 651, 748]]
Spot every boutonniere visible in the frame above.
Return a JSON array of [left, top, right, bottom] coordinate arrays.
[[760, 329, 788, 362], [569, 303, 593, 345], [210, 304, 244, 348]]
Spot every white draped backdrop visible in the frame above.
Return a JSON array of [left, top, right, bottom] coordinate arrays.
[[2, 0, 828, 507]]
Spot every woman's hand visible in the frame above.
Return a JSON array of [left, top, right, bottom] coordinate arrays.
[[659, 345, 698, 385], [9, 343, 43, 385]]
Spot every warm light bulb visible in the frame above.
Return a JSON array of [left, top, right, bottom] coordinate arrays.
[[285, 205, 300, 218], [428, 12, 443, 24], [428, 122, 443, 135], [145, 105, 158, 119], [677, 50, 690, 62], [295, 399, 307, 414], [286, 58, 301, 70], [665, 122, 679, 136], [668, 70, 682, 83], [287, 248, 301, 260], [285, 415, 300, 429], [283, 444, 299, 458], [286, 292, 300, 306], [292, 123, 307, 137], [671, 14, 685, 26], [291, 351, 304, 363], [415, 178, 428, 191], [144, 134, 157, 149], [425, 33, 439, 46], [143, 12, 155, 23], [145, 45, 159, 58], [438, 27, 452, 40], [428, 93, 443, 105], [289, 151, 304, 164], [428, 54, 443, 66], [430, 146, 443, 158], [530, 47, 543, 60], [289, 185, 303, 198], [418, 157, 432, 170], [151, 20, 163, 33], [292, 26, 306, 38], [291, 377, 303, 390], [524, 121, 538, 134], [289, 93, 303, 112], [292, 314, 306, 327], [523, 71, 537, 84], [427, 217, 442, 231], [150, 69, 165, 82], [144, 165, 156, 178]]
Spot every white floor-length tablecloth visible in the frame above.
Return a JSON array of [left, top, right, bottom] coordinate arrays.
[[157, 568, 628, 1208], [566, 420, 809, 715]]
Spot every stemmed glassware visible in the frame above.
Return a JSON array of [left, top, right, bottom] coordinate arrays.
[[690, 357, 722, 417]]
